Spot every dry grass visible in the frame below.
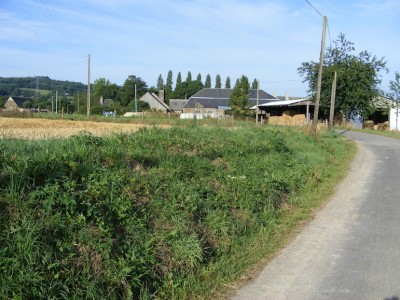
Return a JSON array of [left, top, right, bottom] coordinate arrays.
[[0, 117, 168, 139]]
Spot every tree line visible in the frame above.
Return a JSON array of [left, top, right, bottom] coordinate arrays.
[[5, 33, 398, 120], [0, 76, 86, 98], [0, 72, 260, 115]]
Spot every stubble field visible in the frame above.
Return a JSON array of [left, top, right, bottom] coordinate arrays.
[[0, 117, 167, 139]]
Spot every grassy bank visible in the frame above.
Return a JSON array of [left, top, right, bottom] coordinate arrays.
[[0, 125, 355, 299]]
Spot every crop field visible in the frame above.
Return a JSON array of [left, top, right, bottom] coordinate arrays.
[[0, 117, 167, 139], [0, 123, 355, 299]]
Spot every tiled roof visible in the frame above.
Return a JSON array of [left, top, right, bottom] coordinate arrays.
[[184, 88, 278, 108], [169, 99, 188, 111]]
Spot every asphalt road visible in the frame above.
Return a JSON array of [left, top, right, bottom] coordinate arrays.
[[232, 131, 400, 300]]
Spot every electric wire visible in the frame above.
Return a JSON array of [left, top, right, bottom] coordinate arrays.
[[305, 0, 324, 17]]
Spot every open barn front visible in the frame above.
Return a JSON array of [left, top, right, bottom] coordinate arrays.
[[252, 99, 315, 126]]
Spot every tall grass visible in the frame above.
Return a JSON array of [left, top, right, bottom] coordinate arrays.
[[0, 125, 354, 299]]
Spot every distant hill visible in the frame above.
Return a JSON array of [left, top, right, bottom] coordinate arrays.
[[0, 76, 87, 98]]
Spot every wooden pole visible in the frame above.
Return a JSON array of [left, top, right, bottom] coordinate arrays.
[[311, 16, 327, 134], [134, 84, 137, 113], [87, 54, 91, 118], [329, 71, 337, 130], [256, 81, 260, 124]]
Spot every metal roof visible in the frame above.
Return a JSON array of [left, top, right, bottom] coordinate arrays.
[[250, 99, 313, 109], [184, 88, 278, 108]]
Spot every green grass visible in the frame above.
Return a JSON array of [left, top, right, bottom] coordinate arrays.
[[0, 125, 355, 299]]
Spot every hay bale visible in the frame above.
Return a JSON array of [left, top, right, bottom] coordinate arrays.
[[282, 110, 296, 116], [293, 114, 306, 125], [363, 120, 374, 129], [377, 122, 388, 131]]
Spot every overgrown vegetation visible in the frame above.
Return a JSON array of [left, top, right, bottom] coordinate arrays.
[[0, 125, 354, 299]]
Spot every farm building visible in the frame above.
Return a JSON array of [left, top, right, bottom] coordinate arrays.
[[3, 96, 32, 111], [182, 88, 278, 118], [169, 99, 188, 113], [139, 91, 171, 112], [252, 98, 314, 125], [365, 97, 400, 131]]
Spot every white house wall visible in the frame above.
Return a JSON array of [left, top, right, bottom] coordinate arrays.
[[389, 108, 400, 131]]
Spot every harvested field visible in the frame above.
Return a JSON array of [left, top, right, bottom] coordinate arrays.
[[0, 117, 167, 139]]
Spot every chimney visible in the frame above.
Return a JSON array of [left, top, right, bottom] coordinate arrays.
[[159, 90, 165, 103], [285, 92, 289, 101]]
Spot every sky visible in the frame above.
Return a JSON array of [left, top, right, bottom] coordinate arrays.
[[1, 0, 399, 96]]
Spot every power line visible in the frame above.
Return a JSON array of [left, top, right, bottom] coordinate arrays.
[[327, 20, 332, 49], [305, 0, 324, 17], [305, 0, 332, 51]]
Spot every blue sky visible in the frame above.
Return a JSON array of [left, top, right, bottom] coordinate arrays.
[[1, 0, 399, 96]]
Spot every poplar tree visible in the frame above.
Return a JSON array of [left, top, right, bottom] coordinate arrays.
[[157, 74, 164, 90], [205, 74, 211, 88], [215, 74, 222, 88], [176, 72, 182, 86], [165, 70, 173, 103], [196, 73, 202, 83], [251, 78, 258, 89], [166, 70, 173, 89], [186, 71, 192, 82], [225, 76, 231, 88]]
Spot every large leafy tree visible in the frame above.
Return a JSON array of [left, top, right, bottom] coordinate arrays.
[[215, 74, 222, 88], [225, 76, 231, 88], [93, 78, 119, 100], [205, 74, 211, 88], [298, 33, 387, 118], [118, 75, 148, 107], [229, 75, 250, 115]]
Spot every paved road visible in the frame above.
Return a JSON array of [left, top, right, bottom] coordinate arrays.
[[232, 131, 400, 300]]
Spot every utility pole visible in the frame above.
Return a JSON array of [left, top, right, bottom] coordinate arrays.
[[134, 84, 137, 113], [329, 71, 337, 130], [256, 81, 260, 124], [311, 15, 327, 134], [35, 77, 39, 98], [51, 95, 54, 113], [55, 90, 58, 113], [87, 54, 91, 118]]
